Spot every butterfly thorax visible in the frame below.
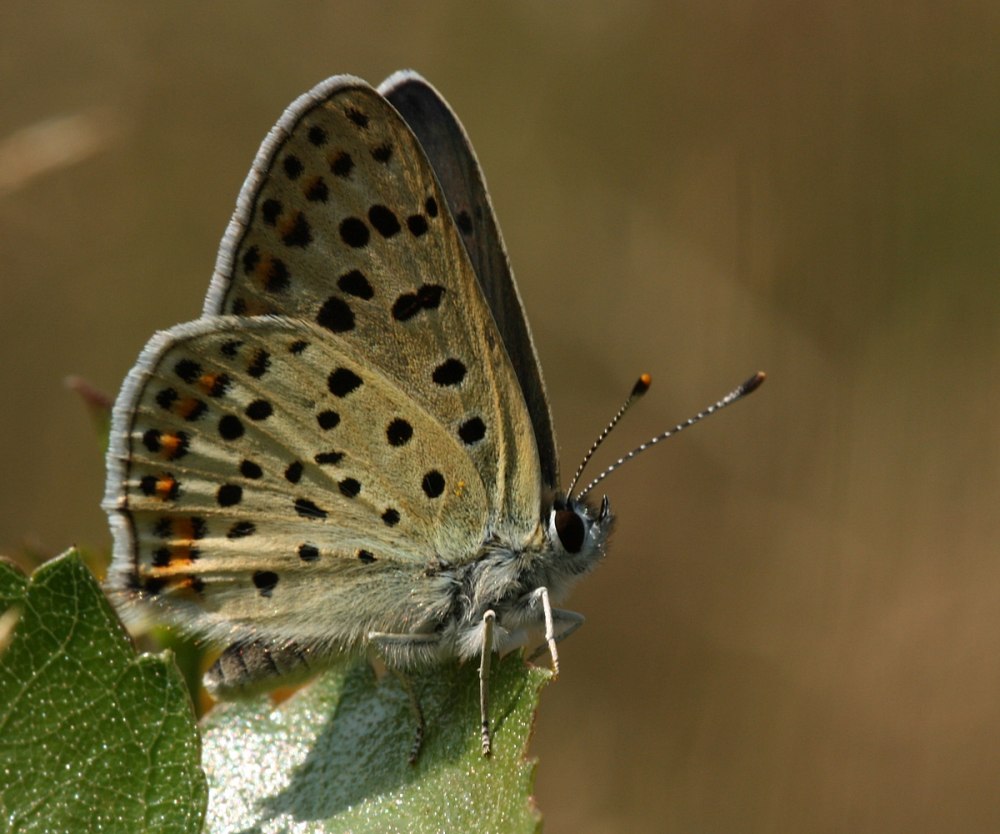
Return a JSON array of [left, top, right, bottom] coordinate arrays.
[[432, 496, 614, 662]]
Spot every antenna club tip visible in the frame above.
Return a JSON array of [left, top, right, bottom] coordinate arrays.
[[632, 374, 652, 396], [741, 371, 766, 395]]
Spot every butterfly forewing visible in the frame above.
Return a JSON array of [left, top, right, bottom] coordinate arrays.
[[201, 77, 542, 536], [379, 71, 559, 491], [105, 316, 487, 645]]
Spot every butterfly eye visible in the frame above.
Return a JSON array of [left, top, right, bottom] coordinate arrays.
[[553, 508, 585, 554]]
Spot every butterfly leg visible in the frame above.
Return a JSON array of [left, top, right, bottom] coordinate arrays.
[[369, 631, 441, 762], [526, 589, 585, 673], [479, 609, 496, 756], [203, 638, 316, 698]]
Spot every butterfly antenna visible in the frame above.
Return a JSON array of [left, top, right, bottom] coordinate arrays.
[[565, 373, 652, 498], [575, 371, 766, 501]]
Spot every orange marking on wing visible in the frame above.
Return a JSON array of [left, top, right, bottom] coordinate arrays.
[[146, 569, 204, 598], [176, 396, 204, 419], [174, 576, 203, 594], [252, 253, 275, 284], [155, 475, 178, 500], [146, 563, 180, 578], [198, 373, 220, 395], [168, 543, 195, 562], [302, 175, 325, 197], [160, 432, 184, 459], [174, 517, 198, 541], [278, 215, 296, 238]]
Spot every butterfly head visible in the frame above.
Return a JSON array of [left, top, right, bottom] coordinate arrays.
[[535, 493, 614, 599], [549, 493, 612, 558]]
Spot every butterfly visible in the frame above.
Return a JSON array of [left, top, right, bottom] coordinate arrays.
[[103, 71, 762, 759]]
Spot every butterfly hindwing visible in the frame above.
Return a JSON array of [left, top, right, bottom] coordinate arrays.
[[105, 316, 487, 646], [201, 76, 543, 536]]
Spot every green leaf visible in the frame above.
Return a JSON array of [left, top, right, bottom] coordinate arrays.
[[0, 551, 207, 833], [202, 652, 549, 833]]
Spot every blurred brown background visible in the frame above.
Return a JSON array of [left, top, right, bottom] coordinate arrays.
[[3, 3, 999, 831]]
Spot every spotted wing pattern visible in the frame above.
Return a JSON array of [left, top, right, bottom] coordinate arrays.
[[379, 71, 559, 492], [106, 316, 489, 647], [202, 76, 542, 534], [105, 76, 546, 646]]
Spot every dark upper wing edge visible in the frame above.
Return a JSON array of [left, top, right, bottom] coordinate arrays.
[[379, 70, 559, 491]]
